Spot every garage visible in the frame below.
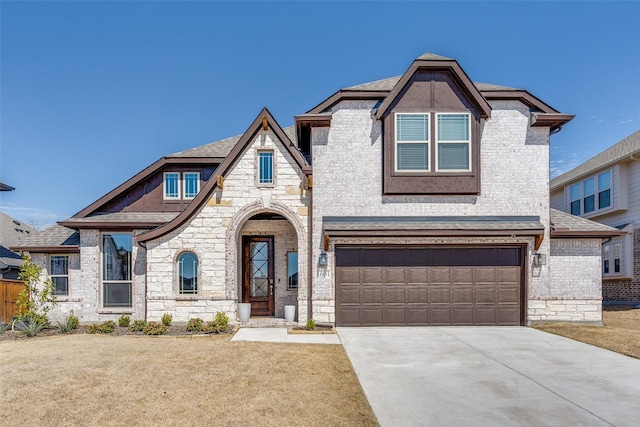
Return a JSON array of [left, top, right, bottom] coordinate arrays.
[[335, 246, 524, 326]]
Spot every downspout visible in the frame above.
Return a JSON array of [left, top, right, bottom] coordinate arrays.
[[307, 174, 313, 323]]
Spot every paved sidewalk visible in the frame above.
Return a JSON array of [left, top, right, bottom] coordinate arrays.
[[231, 327, 341, 344]]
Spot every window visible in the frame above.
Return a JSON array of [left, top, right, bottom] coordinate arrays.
[[394, 112, 471, 172], [567, 170, 612, 216], [50, 255, 69, 296], [258, 151, 274, 184], [178, 252, 198, 294], [603, 242, 621, 275], [183, 172, 200, 199], [436, 113, 470, 171], [287, 252, 298, 291], [102, 233, 132, 308], [164, 172, 180, 199], [396, 114, 429, 171]]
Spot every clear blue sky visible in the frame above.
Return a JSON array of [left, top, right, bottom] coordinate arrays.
[[1, 1, 639, 227]]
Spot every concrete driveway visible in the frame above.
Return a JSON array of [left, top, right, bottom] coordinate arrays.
[[338, 327, 640, 426]]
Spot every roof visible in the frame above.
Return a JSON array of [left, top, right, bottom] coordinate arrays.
[[0, 212, 33, 269], [168, 126, 298, 158], [323, 216, 545, 236], [550, 130, 640, 190], [344, 76, 520, 93], [550, 209, 622, 237], [0, 182, 15, 191], [59, 212, 179, 229], [11, 224, 80, 252]]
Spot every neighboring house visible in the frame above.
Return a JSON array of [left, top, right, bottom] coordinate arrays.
[[12, 52, 620, 326], [551, 130, 640, 303], [0, 182, 16, 192], [0, 212, 35, 279]]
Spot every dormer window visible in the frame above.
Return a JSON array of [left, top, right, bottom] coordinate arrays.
[[396, 114, 430, 171], [436, 113, 470, 172], [183, 172, 200, 199], [164, 172, 180, 199], [164, 171, 201, 200]]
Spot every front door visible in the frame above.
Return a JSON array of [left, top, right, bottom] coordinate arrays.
[[243, 236, 274, 316]]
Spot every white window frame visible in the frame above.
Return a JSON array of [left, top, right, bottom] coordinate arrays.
[[163, 172, 181, 200], [603, 225, 634, 279], [566, 168, 612, 217], [435, 112, 472, 172], [394, 113, 431, 172], [100, 232, 133, 311], [49, 255, 69, 297], [183, 172, 200, 199]]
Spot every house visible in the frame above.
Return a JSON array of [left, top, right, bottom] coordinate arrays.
[[12, 52, 621, 326], [551, 130, 640, 303], [0, 212, 35, 279]]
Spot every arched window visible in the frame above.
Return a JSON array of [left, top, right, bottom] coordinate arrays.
[[178, 252, 198, 294]]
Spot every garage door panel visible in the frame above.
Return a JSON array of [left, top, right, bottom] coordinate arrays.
[[336, 247, 523, 326], [407, 287, 428, 303], [385, 287, 406, 304], [361, 288, 383, 304]]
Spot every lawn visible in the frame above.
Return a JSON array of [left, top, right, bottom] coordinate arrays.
[[534, 305, 640, 359], [0, 334, 378, 426]]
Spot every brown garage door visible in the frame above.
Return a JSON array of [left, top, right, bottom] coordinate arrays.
[[336, 246, 524, 326]]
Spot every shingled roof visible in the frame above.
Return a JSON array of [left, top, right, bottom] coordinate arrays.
[[0, 212, 36, 270], [551, 130, 640, 190], [344, 76, 520, 93], [550, 209, 622, 237]]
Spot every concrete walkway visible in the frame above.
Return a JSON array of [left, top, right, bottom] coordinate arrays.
[[231, 327, 341, 344], [338, 327, 640, 427]]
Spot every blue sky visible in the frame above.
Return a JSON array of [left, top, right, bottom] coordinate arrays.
[[1, 1, 639, 227]]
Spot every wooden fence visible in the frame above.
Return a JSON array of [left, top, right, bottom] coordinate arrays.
[[0, 278, 26, 323]]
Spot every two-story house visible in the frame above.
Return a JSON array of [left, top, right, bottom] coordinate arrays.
[[551, 130, 640, 303], [13, 53, 620, 326]]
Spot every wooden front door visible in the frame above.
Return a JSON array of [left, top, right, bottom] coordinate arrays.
[[243, 236, 274, 316]]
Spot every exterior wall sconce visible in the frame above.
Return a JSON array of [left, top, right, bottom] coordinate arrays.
[[532, 252, 547, 267], [318, 251, 328, 267]]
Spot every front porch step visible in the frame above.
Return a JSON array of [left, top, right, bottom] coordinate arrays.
[[234, 316, 299, 328]]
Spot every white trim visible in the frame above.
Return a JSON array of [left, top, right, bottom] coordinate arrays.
[[163, 172, 181, 200], [566, 168, 613, 217], [394, 113, 430, 172], [603, 224, 634, 280], [183, 172, 200, 200], [49, 254, 69, 297], [434, 112, 471, 172]]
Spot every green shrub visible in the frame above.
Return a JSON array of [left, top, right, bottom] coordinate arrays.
[[186, 317, 205, 332], [143, 321, 167, 335], [161, 313, 173, 327], [0, 322, 10, 334], [118, 315, 131, 328], [203, 311, 229, 334], [305, 319, 316, 331], [87, 320, 116, 334], [56, 312, 80, 334], [129, 319, 147, 332], [12, 316, 46, 337], [15, 255, 58, 325]]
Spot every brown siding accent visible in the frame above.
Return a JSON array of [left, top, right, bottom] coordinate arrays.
[[382, 70, 481, 195], [335, 246, 525, 327]]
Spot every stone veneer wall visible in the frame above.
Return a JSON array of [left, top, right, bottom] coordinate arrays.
[[603, 228, 640, 302], [145, 129, 309, 323], [310, 99, 552, 323], [528, 238, 603, 324]]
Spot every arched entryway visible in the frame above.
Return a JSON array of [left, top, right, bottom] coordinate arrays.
[[225, 202, 307, 321]]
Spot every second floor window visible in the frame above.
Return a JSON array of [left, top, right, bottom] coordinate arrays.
[[569, 170, 611, 216], [164, 172, 180, 199], [258, 151, 274, 184], [183, 172, 200, 199]]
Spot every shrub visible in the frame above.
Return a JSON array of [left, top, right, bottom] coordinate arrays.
[[129, 319, 147, 332], [87, 320, 116, 334], [57, 312, 80, 334], [118, 315, 131, 328], [16, 255, 58, 325], [186, 317, 205, 332], [306, 319, 316, 331], [12, 316, 46, 337], [161, 313, 173, 327], [0, 322, 9, 334], [143, 321, 167, 335]]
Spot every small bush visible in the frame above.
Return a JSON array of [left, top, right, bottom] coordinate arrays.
[[118, 315, 131, 328], [13, 316, 46, 337], [306, 319, 316, 331], [0, 322, 10, 334], [57, 312, 80, 334], [129, 319, 147, 332], [161, 313, 173, 327], [87, 320, 116, 334], [186, 317, 205, 332], [143, 321, 167, 335], [203, 311, 229, 333]]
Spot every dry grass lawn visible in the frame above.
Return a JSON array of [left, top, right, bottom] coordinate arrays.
[[534, 305, 640, 359], [0, 334, 378, 426]]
